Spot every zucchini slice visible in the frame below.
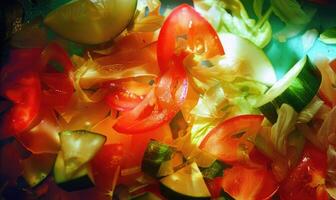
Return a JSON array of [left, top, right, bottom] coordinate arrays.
[[44, 0, 138, 44], [54, 130, 106, 191], [142, 140, 175, 177], [159, 162, 211, 200], [59, 130, 106, 176], [22, 153, 56, 187], [200, 160, 230, 179], [256, 56, 321, 123], [54, 151, 94, 192]]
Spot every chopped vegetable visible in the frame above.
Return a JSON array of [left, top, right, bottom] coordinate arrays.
[[44, 0, 138, 44], [320, 27, 336, 44], [257, 56, 321, 123], [194, 0, 272, 48]]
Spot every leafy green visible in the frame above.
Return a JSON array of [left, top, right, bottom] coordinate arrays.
[[271, 0, 314, 25], [189, 80, 265, 145], [320, 27, 336, 44], [270, 0, 316, 42], [297, 97, 323, 123], [271, 104, 298, 155], [193, 0, 272, 48]]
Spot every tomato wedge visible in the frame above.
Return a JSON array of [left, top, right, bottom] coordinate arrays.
[[91, 144, 123, 200], [38, 43, 74, 107], [104, 79, 151, 111], [279, 143, 328, 200], [200, 115, 264, 164], [113, 55, 188, 134], [221, 165, 278, 200], [157, 4, 224, 73], [0, 72, 41, 138]]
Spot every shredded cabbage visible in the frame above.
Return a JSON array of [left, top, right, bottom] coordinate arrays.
[[193, 0, 272, 48], [271, 0, 316, 42], [189, 81, 265, 145], [298, 96, 324, 123], [128, 0, 164, 32], [317, 107, 336, 147], [271, 104, 298, 155]]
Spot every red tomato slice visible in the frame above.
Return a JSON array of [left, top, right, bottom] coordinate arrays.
[[0, 48, 42, 80], [0, 72, 41, 138], [206, 177, 223, 198], [157, 4, 224, 73], [38, 43, 74, 107], [221, 165, 278, 200], [113, 56, 188, 134], [279, 143, 328, 200], [200, 115, 264, 164], [104, 80, 151, 112], [91, 144, 123, 200]]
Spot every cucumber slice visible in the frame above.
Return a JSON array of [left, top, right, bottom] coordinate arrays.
[[44, 0, 137, 44], [59, 130, 106, 176], [219, 33, 277, 86], [200, 160, 230, 179], [22, 153, 56, 187], [159, 162, 211, 200], [142, 140, 175, 177], [54, 130, 106, 191], [54, 151, 94, 192], [256, 56, 321, 123]]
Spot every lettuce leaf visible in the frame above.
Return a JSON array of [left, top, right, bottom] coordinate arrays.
[[271, 0, 316, 42], [189, 80, 266, 145], [193, 0, 272, 48], [128, 0, 164, 32], [271, 104, 298, 155]]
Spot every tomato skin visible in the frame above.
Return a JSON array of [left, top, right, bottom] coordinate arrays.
[[279, 143, 327, 200], [0, 72, 41, 138], [206, 177, 223, 198], [91, 144, 123, 200], [103, 79, 151, 112], [157, 4, 224, 73], [221, 165, 279, 200], [113, 56, 188, 134], [200, 115, 264, 164], [38, 43, 74, 107]]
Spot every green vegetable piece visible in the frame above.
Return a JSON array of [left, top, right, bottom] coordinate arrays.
[[257, 56, 321, 123], [142, 140, 175, 177], [320, 27, 336, 44], [44, 0, 138, 44], [200, 160, 231, 179]]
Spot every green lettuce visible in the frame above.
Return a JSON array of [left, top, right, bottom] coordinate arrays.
[[190, 80, 266, 145], [271, 0, 316, 42], [193, 0, 272, 48]]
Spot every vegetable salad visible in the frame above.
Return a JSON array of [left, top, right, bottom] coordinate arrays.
[[1, 0, 336, 199]]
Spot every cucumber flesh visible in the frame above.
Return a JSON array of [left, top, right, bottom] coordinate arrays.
[[53, 130, 106, 191], [256, 56, 321, 123], [54, 152, 94, 192], [59, 130, 106, 176], [22, 153, 56, 187], [44, 0, 138, 44], [219, 33, 277, 86], [160, 162, 211, 200]]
